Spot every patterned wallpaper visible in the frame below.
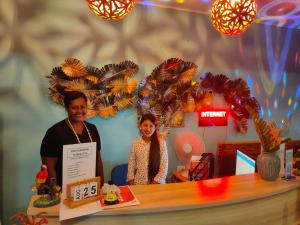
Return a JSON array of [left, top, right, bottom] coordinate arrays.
[[0, 0, 299, 223]]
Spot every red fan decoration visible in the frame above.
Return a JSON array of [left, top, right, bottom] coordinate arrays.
[[201, 72, 260, 134], [211, 0, 257, 35], [86, 0, 135, 20]]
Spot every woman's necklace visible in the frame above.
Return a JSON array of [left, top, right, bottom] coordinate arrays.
[[67, 118, 93, 144]]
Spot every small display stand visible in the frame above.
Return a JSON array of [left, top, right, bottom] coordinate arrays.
[[63, 177, 101, 209], [282, 149, 296, 180]]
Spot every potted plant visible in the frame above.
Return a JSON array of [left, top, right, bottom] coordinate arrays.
[[246, 105, 283, 181]]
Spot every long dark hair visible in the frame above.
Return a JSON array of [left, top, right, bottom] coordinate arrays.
[[140, 113, 160, 182]]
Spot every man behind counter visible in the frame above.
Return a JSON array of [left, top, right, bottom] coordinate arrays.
[[40, 91, 104, 187]]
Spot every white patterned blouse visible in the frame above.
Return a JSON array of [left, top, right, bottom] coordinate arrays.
[[127, 137, 168, 184]]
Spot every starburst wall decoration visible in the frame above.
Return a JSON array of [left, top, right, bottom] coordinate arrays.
[[137, 58, 213, 132], [86, 0, 135, 20], [201, 72, 260, 133], [47, 58, 139, 119], [47, 58, 262, 135], [211, 0, 257, 35]]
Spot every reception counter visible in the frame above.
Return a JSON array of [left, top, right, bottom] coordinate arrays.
[[27, 174, 300, 225]]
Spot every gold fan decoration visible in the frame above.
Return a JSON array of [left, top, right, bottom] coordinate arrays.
[[86, 0, 135, 20], [61, 58, 87, 77], [201, 72, 260, 134], [211, 0, 257, 35], [137, 58, 202, 131], [246, 105, 283, 152], [47, 58, 139, 119]]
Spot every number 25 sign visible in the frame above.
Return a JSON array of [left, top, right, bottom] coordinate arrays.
[[63, 177, 101, 208]]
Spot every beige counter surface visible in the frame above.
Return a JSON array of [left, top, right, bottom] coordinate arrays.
[[27, 174, 300, 225]]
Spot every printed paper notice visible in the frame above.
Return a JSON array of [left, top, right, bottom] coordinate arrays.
[[62, 142, 96, 199]]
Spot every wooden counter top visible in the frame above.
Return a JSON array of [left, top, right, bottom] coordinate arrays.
[[28, 173, 300, 217]]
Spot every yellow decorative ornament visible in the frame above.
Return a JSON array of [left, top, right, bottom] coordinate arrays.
[[183, 95, 195, 113], [86, 0, 135, 20], [210, 0, 257, 35], [61, 58, 86, 77]]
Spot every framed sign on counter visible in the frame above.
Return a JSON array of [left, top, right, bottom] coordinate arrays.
[[62, 142, 97, 198], [63, 177, 101, 208]]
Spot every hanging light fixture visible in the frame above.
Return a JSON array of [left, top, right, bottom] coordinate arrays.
[[210, 0, 257, 35], [86, 0, 135, 20]]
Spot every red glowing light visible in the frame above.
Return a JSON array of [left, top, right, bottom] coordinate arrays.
[[197, 177, 228, 196], [198, 109, 228, 126]]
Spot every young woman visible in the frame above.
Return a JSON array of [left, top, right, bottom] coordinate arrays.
[[127, 113, 168, 185], [40, 91, 104, 187]]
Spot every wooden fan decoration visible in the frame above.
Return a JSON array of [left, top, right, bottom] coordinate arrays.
[[211, 0, 257, 35], [201, 72, 260, 134], [137, 58, 198, 131], [47, 58, 139, 119], [85, 66, 104, 85], [61, 58, 87, 77], [86, 0, 135, 20]]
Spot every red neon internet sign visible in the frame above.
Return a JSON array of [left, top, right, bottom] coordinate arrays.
[[198, 109, 228, 126]]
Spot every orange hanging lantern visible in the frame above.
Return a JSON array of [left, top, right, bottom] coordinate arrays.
[[86, 0, 135, 20], [210, 0, 257, 35]]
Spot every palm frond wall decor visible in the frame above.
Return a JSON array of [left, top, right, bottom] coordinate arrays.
[[47, 58, 261, 135], [137, 58, 212, 132], [47, 58, 139, 119], [200, 72, 261, 134]]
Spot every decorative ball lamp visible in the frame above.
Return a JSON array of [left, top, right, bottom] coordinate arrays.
[[210, 0, 257, 35], [86, 0, 135, 20]]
